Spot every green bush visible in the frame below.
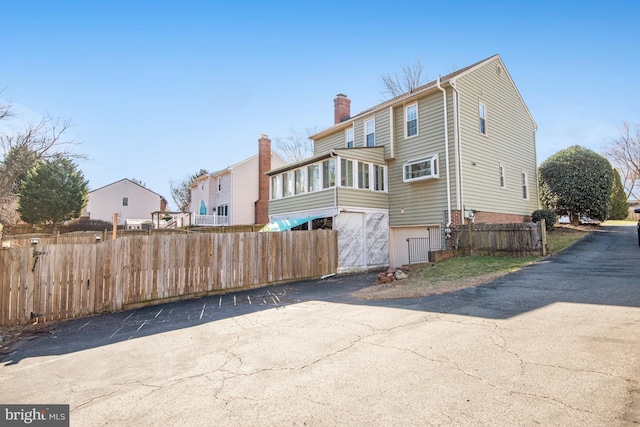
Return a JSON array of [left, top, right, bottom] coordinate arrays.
[[532, 209, 557, 231]]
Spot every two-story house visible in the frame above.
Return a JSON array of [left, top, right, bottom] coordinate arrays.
[[86, 179, 168, 227], [190, 135, 287, 226], [266, 54, 539, 272]]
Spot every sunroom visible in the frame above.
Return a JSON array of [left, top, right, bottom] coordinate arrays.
[[266, 147, 390, 273]]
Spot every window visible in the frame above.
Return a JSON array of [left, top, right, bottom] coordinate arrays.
[[499, 164, 506, 188], [365, 119, 375, 147], [271, 175, 282, 199], [341, 159, 354, 187], [282, 171, 293, 197], [122, 197, 128, 206], [346, 128, 354, 148], [217, 205, 228, 216], [295, 168, 306, 195], [479, 101, 487, 135], [357, 162, 370, 189], [201, 182, 204, 190], [308, 164, 320, 192], [522, 172, 529, 200], [403, 154, 439, 182], [374, 165, 385, 191], [322, 159, 335, 188], [406, 103, 418, 137], [217, 177, 222, 192]]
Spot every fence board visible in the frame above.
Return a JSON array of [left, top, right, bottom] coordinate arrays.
[[0, 230, 338, 326]]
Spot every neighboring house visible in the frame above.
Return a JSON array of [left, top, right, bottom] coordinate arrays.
[[266, 54, 539, 272], [189, 135, 287, 226], [86, 179, 168, 226]]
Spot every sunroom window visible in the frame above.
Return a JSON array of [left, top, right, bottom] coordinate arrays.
[[295, 168, 306, 194], [374, 165, 385, 191], [271, 175, 282, 199], [357, 162, 370, 189], [308, 164, 320, 192], [322, 158, 335, 188], [282, 171, 293, 197], [403, 154, 439, 182], [341, 159, 354, 187]]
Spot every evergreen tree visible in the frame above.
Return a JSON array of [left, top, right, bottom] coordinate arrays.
[[17, 155, 88, 232], [609, 168, 628, 220], [539, 145, 613, 224]]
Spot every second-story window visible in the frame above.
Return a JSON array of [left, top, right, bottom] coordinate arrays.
[[346, 127, 354, 148], [403, 154, 439, 182], [406, 103, 418, 137], [122, 197, 128, 206], [365, 119, 375, 147], [499, 164, 506, 188], [322, 158, 335, 188], [479, 101, 487, 135], [217, 177, 222, 192]]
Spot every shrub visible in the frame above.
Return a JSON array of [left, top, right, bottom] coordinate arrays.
[[532, 209, 557, 231], [63, 218, 113, 232]]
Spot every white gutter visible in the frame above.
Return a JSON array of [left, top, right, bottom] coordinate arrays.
[[436, 76, 452, 227]]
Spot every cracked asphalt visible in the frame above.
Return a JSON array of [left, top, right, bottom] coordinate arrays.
[[1, 224, 639, 426]]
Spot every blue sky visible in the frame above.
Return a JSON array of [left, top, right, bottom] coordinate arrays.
[[2, 1, 639, 210]]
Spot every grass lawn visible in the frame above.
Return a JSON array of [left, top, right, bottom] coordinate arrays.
[[352, 224, 591, 300]]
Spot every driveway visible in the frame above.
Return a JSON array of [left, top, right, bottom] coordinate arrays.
[[2, 224, 639, 426]]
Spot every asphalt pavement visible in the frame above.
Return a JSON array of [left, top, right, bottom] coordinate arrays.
[[1, 224, 639, 426]]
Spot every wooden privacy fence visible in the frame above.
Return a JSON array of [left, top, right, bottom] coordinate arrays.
[[455, 222, 546, 256], [0, 230, 338, 326]]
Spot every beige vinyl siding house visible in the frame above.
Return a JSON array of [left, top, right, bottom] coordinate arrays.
[[267, 54, 538, 269], [190, 136, 287, 226], [86, 179, 167, 226]]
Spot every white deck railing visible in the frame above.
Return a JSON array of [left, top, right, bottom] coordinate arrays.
[[193, 214, 229, 226]]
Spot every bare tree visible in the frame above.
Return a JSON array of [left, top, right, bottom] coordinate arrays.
[[169, 169, 209, 212], [380, 59, 427, 99], [604, 121, 640, 200], [0, 100, 81, 224], [274, 127, 319, 163], [130, 178, 147, 188]]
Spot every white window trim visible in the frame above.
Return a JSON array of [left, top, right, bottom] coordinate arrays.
[[499, 164, 506, 189], [403, 154, 439, 183], [479, 100, 488, 136], [405, 103, 419, 138], [364, 118, 375, 147]]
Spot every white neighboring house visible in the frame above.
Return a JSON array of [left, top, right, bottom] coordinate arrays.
[[86, 179, 168, 227], [189, 135, 287, 226]]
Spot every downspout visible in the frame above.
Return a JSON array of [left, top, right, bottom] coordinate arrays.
[[389, 105, 395, 158], [330, 150, 338, 210], [450, 79, 465, 225], [436, 76, 452, 228]]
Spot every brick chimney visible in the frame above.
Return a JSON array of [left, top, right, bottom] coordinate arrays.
[[255, 134, 271, 225], [334, 93, 351, 124]]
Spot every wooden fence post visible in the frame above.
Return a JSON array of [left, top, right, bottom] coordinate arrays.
[[540, 219, 547, 256]]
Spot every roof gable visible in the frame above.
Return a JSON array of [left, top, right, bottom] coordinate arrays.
[[311, 54, 536, 139], [89, 178, 165, 200]]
